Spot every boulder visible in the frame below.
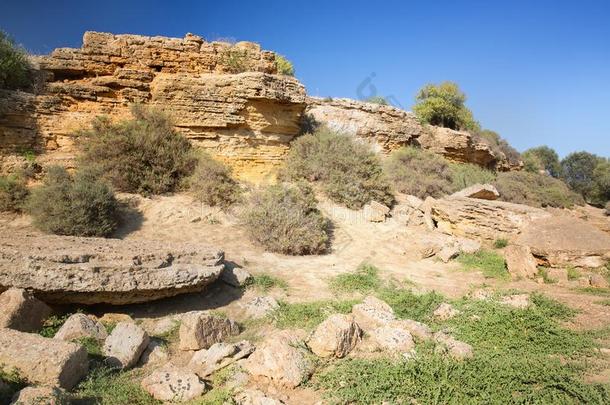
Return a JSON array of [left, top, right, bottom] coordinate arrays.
[[436, 245, 460, 263], [188, 340, 254, 377], [363, 201, 391, 222], [392, 319, 433, 341], [546, 268, 569, 284], [434, 332, 473, 360], [469, 289, 493, 301], [102, 322, 149, 369], [370, 326, 415, 352], [178, 311, 239, 351], [0, 232, 225, 304], [0, 329, 88, 389], [245, 296, 279, 319], [590, 274, 610, 289], [454, 237, 481, 254], [235, 389, 285, 405], [516, 217, 610, 268], [0, 288, 52, 332], [504, 245, 538, 279], [451, 184, 499, 200], [54, 313, 107, 342], [139, 339, 169, 367], [433, 303, 460, 320], [221, 267, 253, 288], [500, 294, 531, 309], [404, 195, 424, 209], [10, 386, 70, 405], [351, 296, 395, 330], [307, 314, 362, 358], [243, 330, 313, 388], [141, 367, 207, 402]]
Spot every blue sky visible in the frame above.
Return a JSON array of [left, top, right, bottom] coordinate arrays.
[[2, 0, 609, 156]]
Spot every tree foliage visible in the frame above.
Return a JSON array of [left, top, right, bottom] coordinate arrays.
[[413, 82, 479, 131], [274, 53, 294, 76], [522, 146, 562, 177], [561, 151, 609, 206], [0, 31, 32, 90]]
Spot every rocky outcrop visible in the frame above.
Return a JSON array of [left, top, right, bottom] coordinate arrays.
[[305, 97, 518, 170], [0, 232, 225, 304], [1, 31, 306, 181]]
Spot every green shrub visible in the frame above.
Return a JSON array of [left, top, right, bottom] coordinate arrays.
[[330, 263, 381, 293], [365, 96, 388, 105], [449, 162, 496, 190], [493, 238, 508, 249], [247, 273, 288, 292], [73, 367, 159, 405], [241, 182, 330, 255], [522, 146, 562, 177], [189, 153, 241, 208], [385, 147, 453, 198], [606, 201, 610, 215], [0, 174, 28, 212], [413, 81, 479, 131], [457, 250, 509, 280], [281, 127, 393, 208], [39, 313, 72, 338], [561, 151, 610, 206], [221, 48, 250, 73], [0, 31, 32, 90], [26, 166, 119, 237], [472, 129, 521, 167], [273, 299, 357, 330], [274, 53, 294, 76], [376, 287, 444, 322], [78, 105, 196, 196], [494, 171, 584, 208]]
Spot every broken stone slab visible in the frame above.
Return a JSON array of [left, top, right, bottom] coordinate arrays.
[[0, 288, 52, 332], [451, 184, 500, 200], [178, 311, 239, 351], [0, 329, 88, 389], [363, 201, 391, 222], [141, 366, 207, 403], [370, 326, 415, 352], [221, 266, 253, 288], [245, 296, 279, 319], [351, 296, 395, 330], [434, 332, 473, 360], [235, 389, 285, 405], [433, 303, 460, 320], [504, 245, 539, 280], [0, 233, 225, 305], [139, 339, 169, 367], [307, 314, 362, 358], [10, 386, 70, 405], [54, 313, 107, 342], [392, 319, 433, 342], [188, 340, 255, 378], [102, 322, 149, 369], [243, 330, 313, 388], [500, 294, 531, 309]]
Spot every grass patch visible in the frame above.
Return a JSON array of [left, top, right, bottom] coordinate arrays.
[[537, 266, 558, 284], [567, 266, 581, 280], [76, 336, 103, 357], [272, 300, 358, 330], [597, 299, 610, 306], [576, 287, 610, 297], [153, 320, 181, 346], [457, 250, 509, 280], [329, 263, 381, 294], [39, 313, 71, 338], [376, 287, 444, 322], [247, 273, 288, 293], [72, 366, 159, 405], [493, 238, 508, 249]]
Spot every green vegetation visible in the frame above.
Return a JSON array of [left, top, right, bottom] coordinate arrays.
[[0, 173, 28, 212], [449, 162, 496, 190], [567, 266, 581, 280], [241, 182, 330, 255], [280, 127, 394, 208], [493, 238, 508, 249], [413, 81, 479, 131], [473, 129, 522, 167], [365, 96, 388, 105], [457, 250, 509, 280], [274, 53, 294, 76], [537, 267, 557, 284], [385, 146, 453, 198], [247, 273, 288, 292], [221, 47, 250, 73], [561, 151, 610, 206], [522, 145, 562, 177], [330, 263, 381, 293], [189, 153, 241, 208], [0, 366, 27, 404], [316, 295, 608, 404], [39, 313, 72, 338], [78, 105, 197, 196], [26, 166, 119, 237], [0, 31, 32, 90], [73, 367, 160, 405], [76, 336, 103, 357], [377, 287, 444, 322], [494, 170, 584, 208], [272, 299, 357, 330]]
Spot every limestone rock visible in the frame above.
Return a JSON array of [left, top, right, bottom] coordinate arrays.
[[469, 289, 493, 301], [392, 319, 433, 341], [0, 232, 224, 304], [351, 296, 395, 330], [451, 184, 500, 200], [363, 201, 391, 222], [515, 217, 610, 268], [433, 303, 460, 320], [141, 368, 206, 402], [307, 314, 362, 358], [454, 237, 481, 254], [103, 322, 149, 369], [0, 288, 52, 332], [436, 245, 460, 263], [178, 311, 239, 351], [0, 329, 88, 389], [404, 195, 424, 209], [54, 313, 107, 342], [547, 268, 569, 284], [370, 326, 415, 352], [504, 245, 539, 280], [139, 339, 169, 367], [245, 296, 279, 319], [500, 294, 531, 309], [235, 389, 285, 405], [221, 267, 252, 288], [431, 197, 550, 241], [188, 340, 254, 377], [243, 330, 313, 388], [589, 274, 609, 289], [434, 332, 473, 360], [10, 386, 70, 405]]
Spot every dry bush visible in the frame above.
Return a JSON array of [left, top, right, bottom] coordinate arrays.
[[78, 105, 197, 196], [241, 182, 330, 255], [26, 166, 119, 237], [494, 171, 584, 208], [385, 147, 454, 198], [473, 130, 521, 167], [189, 153, 242, 208], [449, 163, 496, 190], [280, 127, 393, 208], [0, 174, 28, 212]]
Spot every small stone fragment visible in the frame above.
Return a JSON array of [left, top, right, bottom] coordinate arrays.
[[103, 322, 149, 369], [245, 296, 279, 319], [0, 288, 52, 332], [222, 267, 253, 288], [54, 313, 108, 342], [433, 303, 460, 320], [307, 314, 361, 358], [500, 294, 531, 309], [141, 368, 207, 402], [178, 311, 239, 351]]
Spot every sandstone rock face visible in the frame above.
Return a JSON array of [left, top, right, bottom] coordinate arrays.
[[451, 184, 500, 200], [1, 32, 306, 181], [431, 197, 551, 241], [243, 330, 313, 388], [0, 329, 88, 389], [515, 217, 610, 268], [102, 322, 150, 369], [504, 245, 539, 279], [178, 311, 239, 351], [0, 232, 224, 304], [141, 368, 207, 402], [307, 314, 362, 358], [54, 313, 107, 342], [393, 319, 433, 342], [0, 288, 52, 332]]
